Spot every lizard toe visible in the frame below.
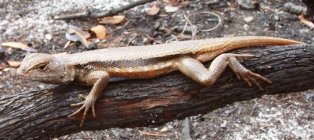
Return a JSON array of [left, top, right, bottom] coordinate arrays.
[[68, 96, 97, 126], [79, 94, 87, 100], [240, 70, 271, 89], [70, 101, 84, 107], [68, 104, 86, 118]]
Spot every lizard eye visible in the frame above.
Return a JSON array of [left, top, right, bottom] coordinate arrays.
[[37, 63, 47, 71]]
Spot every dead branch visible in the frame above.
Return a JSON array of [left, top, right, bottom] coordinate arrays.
[[53, 0, 154, 20], [1, 44, 314, 139]]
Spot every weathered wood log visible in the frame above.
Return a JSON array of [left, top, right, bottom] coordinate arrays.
[[0, 44, 313, 139]]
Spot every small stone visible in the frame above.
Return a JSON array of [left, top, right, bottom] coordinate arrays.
[[45, 34, 52, 41], [283, 2, 306, 15], [4, 28, 14, 36], [165, 5, 179, 13], [38, 84, 46, 89], [243, 24, 249, 30], [142, 37, 150, 44], [153, 22, 161, 29], [244, 16, 254, 22], [207, 0, 220, 5], [167, 125, 174, 129], [3, 68, 10, 72], [238, 0, 260, 10], [220, 120, 227, 128], [160, 126, 169, 132], [273, 14, 280, 21]]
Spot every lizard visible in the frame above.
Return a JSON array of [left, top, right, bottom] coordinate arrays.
[[16, 36, 302, 126]]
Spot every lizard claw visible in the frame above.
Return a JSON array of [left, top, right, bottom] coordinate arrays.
[[236, 70, 272, 90], [79, 94, 86, 100], [68, 94, 97, 127]]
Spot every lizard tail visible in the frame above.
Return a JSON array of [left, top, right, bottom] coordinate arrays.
[[230, 36, 304, 47]]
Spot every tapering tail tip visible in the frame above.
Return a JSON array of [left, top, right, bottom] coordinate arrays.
[[238, 36, 304, 46], [282, 39, 304, 45], [262, 36, 304, 45]]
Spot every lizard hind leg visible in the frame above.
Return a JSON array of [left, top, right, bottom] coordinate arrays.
[[209, 53, 271, 89], [175, 54, 271, 88]]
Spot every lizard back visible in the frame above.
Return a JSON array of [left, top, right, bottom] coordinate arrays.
[[64, 36, 301, 65]]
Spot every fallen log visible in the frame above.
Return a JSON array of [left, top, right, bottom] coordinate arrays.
[[0, 44, 313, 139]]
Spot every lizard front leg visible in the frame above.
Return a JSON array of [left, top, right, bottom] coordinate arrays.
[[68, 71, 109, 126], [176, 54, 271, 88]]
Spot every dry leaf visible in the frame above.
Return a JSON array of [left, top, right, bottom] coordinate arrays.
[[147, 5, 160, 16], [1, 42, 37, 52], [71, 30, 90, 48], [168, 0, 178, 5], [66, 25, 90, 42], [159, 13, 168, 17], [90, 25, 107, 39], [7, 60, 21, 67], [164, 5, 179, 13], [63, 41, 71, 49], [99, 15, 125, 25], [299, 15, 314, 29], [139, 131, 166, 137], [66, 25, 90, 48]]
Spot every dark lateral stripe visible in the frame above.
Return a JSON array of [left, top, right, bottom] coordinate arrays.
[[85, 55, 179, 68]]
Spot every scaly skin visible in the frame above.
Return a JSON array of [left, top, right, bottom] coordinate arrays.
[[17, 36, 302, 126]]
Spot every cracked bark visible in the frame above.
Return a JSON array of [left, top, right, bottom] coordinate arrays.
[[0, 44, 313, 139]]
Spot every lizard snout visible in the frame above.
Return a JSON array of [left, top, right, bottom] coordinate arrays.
[[16, 67, 25, 75]]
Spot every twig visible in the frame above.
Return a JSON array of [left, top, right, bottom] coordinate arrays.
[[53, 0, 154, 20], [126, 33, 138, 47], [144, 34, 163, 44], [139, 131, 166, 137], [182, 118, 193, 140], [108, 21, 130, 34], [200, 12, 221, 32], [228, 0, 238, 10], [166, 34, 179, 43], [53, 10, 90, 20], [183, 14, 198, 40], [168, 14, 197, 42], [188, 12, 222, 32], [63, 41, 71, 49], [177, 18, 188, 37]]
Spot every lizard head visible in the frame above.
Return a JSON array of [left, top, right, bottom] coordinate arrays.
[[17, 53, 75, 84]]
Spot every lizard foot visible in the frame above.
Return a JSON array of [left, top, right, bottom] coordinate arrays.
[[234, 70, 272, 89], [68, 94, 96, 127], [226, 54, 272, 89]]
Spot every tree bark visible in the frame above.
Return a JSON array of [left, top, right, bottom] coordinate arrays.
[[1, 44, 314, 139]]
